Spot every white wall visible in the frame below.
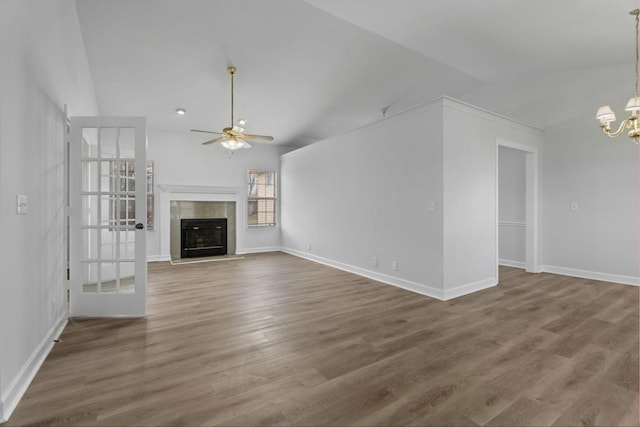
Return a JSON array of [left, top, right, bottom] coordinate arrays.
[[542, 112, 638, 283], [498, 146, 526, 267], [441, 99, 542, 297], [0, 1, 98, 421], [281, 100, 445, 297], [146, 130, 286, 259], [280, 97, 543, 300]]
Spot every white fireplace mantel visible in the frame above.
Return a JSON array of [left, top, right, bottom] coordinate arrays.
[[158, 184, 243, 195], [158, 184, 246, 260]]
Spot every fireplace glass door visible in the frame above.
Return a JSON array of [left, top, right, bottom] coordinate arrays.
[[181, 218, 227, 258]]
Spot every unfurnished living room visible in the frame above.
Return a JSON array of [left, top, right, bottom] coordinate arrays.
[[0, 1, 638, 426]]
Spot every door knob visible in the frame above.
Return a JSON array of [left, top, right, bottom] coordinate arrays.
[[135, 223, 144, 230]]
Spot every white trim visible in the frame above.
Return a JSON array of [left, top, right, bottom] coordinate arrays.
[[442, 97, 543, 133], [283, 248, 498, 301], [540, 265, 639, 287], [499, 221, 526, 228], [1, 315, 67, 422], [499, 259, 526, 269], [496, 139, 540, 275], [237, 246, 281, 255], [281, 247, 447, 300], [146, 255, 169, 262], [442, 277, 497, 300], [157, 185, 241, 194]]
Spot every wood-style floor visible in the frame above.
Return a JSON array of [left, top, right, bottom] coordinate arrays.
[[6, 252, 639, 426]]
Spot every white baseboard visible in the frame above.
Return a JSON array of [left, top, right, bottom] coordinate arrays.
[[442, 277, 498, 300], [1, 314, 67, 422], [147, 255, 170, 262], [540, 265, 639, 287], [236, 246, 281, 255], [499, 259, 526, 269], [281, 247, 456, 300]]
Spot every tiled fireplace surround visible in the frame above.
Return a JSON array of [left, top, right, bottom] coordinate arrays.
[[159, 185, 244, 261]]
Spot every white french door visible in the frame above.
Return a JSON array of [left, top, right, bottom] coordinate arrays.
[[69, 117, 147, 316]]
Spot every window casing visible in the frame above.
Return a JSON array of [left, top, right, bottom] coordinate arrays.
[[248, 170, 277, 226]]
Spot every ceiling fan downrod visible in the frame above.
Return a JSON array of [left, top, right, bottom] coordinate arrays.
[[228, 66, 236, 128]]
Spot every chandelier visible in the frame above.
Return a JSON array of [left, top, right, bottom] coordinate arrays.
[[596, 9, 640, 144]]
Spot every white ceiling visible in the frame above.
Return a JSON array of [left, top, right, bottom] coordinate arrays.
[[75, 0, 638, 148]]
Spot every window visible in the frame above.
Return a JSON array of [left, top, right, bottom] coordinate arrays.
[[108, 160, 154, 230], [248, 170, 277, 226]]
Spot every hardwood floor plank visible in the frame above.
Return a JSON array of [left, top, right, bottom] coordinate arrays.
[[605, 342, 639, 392], [4, 254, 638, 426], [525, 344, 617, 409], [546, 317, 614, 358], [485, 397, 562, 426], [552, 378, 638, 427]]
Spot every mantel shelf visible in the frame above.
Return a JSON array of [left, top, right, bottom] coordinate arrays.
[[158, 185, 242, 194]]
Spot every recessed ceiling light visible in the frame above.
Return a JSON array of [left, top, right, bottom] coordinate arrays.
[[176, 108, 186, 115]]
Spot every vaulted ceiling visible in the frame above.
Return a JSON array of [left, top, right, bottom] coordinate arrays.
[[75, 0, 637, 148]]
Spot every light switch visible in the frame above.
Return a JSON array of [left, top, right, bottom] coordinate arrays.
[[570, 202, 578, 211], [17, 195, 28, 215], [428, 200, 436, 212]]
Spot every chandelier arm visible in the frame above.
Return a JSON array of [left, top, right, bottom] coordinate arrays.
[[602, 119, 633, 137]]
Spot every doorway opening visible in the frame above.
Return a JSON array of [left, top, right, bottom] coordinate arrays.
[[496, 139, 539, 279]]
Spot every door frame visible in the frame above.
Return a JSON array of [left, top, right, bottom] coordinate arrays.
[[496, 138, 540, 277]]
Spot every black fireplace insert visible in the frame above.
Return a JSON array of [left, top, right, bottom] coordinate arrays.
[[180, 218, 227, 258]]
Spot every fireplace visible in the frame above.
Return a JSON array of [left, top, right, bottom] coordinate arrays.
[[181, 218, 227, 258]]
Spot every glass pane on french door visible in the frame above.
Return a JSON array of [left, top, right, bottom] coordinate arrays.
[[80, 126, 137, 294]]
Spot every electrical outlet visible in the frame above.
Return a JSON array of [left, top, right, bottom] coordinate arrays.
[[570, 202, 578, 211], [307, 243, 312, 250], [392, 261, 398, 271], [372, 257, 378, 267]]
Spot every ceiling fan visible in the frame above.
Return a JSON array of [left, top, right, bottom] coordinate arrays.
[[191, 66, 274, 150]]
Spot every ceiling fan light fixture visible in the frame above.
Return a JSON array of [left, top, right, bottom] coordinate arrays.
[[221, 137, 246, 151]]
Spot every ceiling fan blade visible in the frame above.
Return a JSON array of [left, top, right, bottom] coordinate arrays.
[[202, 136, 226, 145], [191, 129, 223, 135], [241, 134, 274, 141]]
